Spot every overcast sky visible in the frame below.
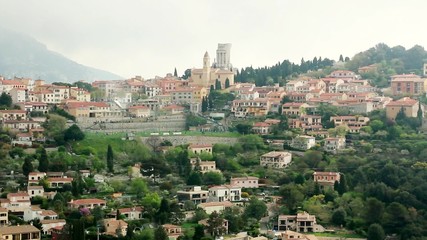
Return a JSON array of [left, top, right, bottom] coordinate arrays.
[[0, 0, 425, 79]]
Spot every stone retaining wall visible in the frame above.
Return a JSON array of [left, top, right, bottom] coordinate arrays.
[[140, 135, 239, 146]]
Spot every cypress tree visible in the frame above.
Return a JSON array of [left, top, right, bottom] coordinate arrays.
[[38, 147, 49, 172], [174, 68, 178, 77], [225, 78, 230, 88], [22, 156, 34, 177], [339, 54, 344, 62], [107, 144, 114, 173], [201, 97, 208, 112]]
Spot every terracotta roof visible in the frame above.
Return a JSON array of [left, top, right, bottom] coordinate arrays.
[[7, 192, 29, 198], [29, 172, 46, 176], [198, 201, 233, 208], [313, 171, 340, 176], [40, 219, 66, 224], [69, 198, 106, 205], [66, 101, 109, 108], [282, 102, 306, 107], [1, 80, 25, 85], [48, 177, 73, 182], [386, 97, 418, 107], [261, 151, 291, 158], [0, 110, 26, 113], [0, 225, 40, 234], [231, 176, 259, 181], [253, 122, 270, 127], [189, 143, 212, 148], [163, 104, 184, 110], [40, 210, 58, 216], [118, 206, 143, 214], [129, 105, 149, 109]]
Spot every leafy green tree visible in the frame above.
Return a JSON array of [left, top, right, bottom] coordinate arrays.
[[235, 123, 252, 135], [154, 226, 169, 240], [243, 197, 267, 220], [22, 156, 34, 177], [223, 207, 244, 233], [369, 119, 385, 133], [239, 135, 265, 151], [43, 114, 67, 144], [155, 198, 170, 224], [0, 92, 12, 108], [365, 198, 385, 224], [367, 223, 385, 240], [186, 114, 207, 129], [206, 211, 226, 237], [9, 147, 24, 158], [280, 184, 304, 212], [203, 172, 224, 185], [193, 224, 205, 240], [130, 178, 148, 198], [331, 208, 346, 226], [107, 144, 114, 173], [64, 124, 85, 142], [187, 171, 203, 185]]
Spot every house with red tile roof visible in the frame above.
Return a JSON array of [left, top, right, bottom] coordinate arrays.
[[188, 143, 213, 154], [385, 97, 420, 121], [313, 171, 341, 189], [128, 105, 151, 118], [68, 198, 106, 209]]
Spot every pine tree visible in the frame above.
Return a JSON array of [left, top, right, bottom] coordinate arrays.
[[22, 156, 34, 177], [107, 144, 114, 173], [174, 68, 178, 77], [38, 147, 49, 172]]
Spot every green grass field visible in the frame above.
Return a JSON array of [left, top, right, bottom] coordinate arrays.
[[314, 231, 365, 238]]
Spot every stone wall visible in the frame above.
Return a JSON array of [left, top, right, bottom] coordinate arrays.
[[77, 114, 186, 133], [140, 135, 239, 146]]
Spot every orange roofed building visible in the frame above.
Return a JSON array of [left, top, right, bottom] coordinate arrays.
[[385, 97, 421, 121], [68, 198, 106, 209], [65, 101, 110, 118]]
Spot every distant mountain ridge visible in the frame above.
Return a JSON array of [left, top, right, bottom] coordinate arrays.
[[0, 27, 122, 83]]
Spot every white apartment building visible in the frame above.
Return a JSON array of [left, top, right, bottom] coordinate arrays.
[[208, 185, 241, 202], [260, 151, 292, 168], [230, 176, 259, 188]]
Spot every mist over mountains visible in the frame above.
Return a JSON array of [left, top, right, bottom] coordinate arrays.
[[0, 27, 122, 83]]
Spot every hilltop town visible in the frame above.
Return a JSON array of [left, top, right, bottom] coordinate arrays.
[[1, 43, 427, 240]]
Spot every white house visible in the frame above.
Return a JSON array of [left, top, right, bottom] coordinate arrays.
[[260, 151, 292, 168], [208, 185, 241, 202]]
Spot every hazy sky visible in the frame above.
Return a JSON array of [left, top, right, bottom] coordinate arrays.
[[0, 0, 425, 79]]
